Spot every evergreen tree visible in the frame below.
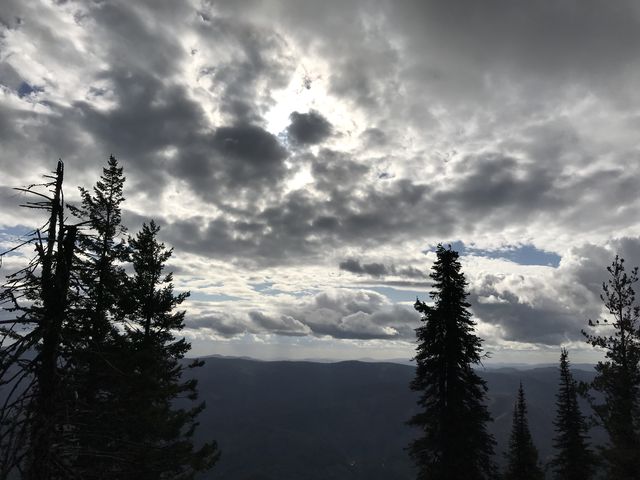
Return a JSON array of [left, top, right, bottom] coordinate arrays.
[[408, 244, 496, 480], [67, 156, 129, 476], [582, 255, 640, 480], [117, 221, 219, 478], [1, 160, 219, 479], [504, 383, 544, 480], [70, 155, 127, 333], [549, 349, 594, 480]]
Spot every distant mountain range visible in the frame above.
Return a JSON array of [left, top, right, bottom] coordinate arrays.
[[190, 357, 603, 480]]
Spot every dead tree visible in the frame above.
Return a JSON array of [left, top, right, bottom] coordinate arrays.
[[0, 161, 79, 479]]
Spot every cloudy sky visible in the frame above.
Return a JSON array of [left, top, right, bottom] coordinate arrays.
[[2, 0, 640, 363]]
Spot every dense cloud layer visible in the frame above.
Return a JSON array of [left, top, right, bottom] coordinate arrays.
[[2, 0, 640, 357], [287, 110, 332, 145], [339, 259, 426, 279], [188, 288, 418, 340]]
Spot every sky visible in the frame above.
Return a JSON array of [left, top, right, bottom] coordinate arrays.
[[2, 0, 640, 364]]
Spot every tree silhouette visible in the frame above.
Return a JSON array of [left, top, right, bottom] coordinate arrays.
[[116, 221, 219, 478], [0, 162, 78, 479], [582, 255, 640, 480], [0, 160, 218, 479], [504, 383, 543, 480], [67, 155, 129, 476], [408, 244, 496, 480], [549, 348, 594, 480]]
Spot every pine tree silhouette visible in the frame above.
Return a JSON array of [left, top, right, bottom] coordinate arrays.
[[549, 348, 594, 479], [1, 160, 219, 479], [582, 255, 640, 480], [116, 221, 219, 478], [408, 244, 496, 480], [67, 155, 129, 476], [504, 383, 544, 480]]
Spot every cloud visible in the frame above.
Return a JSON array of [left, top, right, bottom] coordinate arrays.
[[248, 311, 311, 336], [461, 237, 640, 345], [339, 259, 389, 277], [286, 110, 332, 145], [281, 289, 419, 340], [186, 288, 419, 341], [339, 258, 426, 279]]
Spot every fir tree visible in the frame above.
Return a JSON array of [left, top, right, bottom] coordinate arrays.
[[70, 155, 127, 325], [582, 255, 640, 480], [67, 156, 129, 476], [117, 221, 219, 478], [408, 244, 496, 480], [549, 348, 594, 480], [1, 160, 219, 479], [504, 383, 544, 480]]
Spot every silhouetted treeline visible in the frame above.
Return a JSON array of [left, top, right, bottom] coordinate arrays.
[[409, 245, 640, 479], [0, 159, 218, 479]]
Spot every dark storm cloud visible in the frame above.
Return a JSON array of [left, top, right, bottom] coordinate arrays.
[[309, 149, 370, 191], [248, 311, 310, 336], [190, 313, 250, 337], [339, 259, 389, 277], [475, 298, 584, 345], [0, 0, 295, 198], [360, 128, 387, 148], [286, 110, 332, 145], [212, 125, 286, 173], [339, 258, 426, 279], [170, 123, 288, 200], [441, 154, 561, 220]]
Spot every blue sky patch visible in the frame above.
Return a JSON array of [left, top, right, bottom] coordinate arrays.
[[251, 281, 275, 292], [1, 225, 33, 238], [365, 286, 427, 303], [249, 281, 305, 297], [187, 292, 243, 302], [442, 241, 560, 267], [17, 82, 44, 98]]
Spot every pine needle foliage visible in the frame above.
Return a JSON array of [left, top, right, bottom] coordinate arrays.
[[408, 244, 496, 480], [582, 255, 640, 480]]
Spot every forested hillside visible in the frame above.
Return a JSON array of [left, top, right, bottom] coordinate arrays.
[[188, 357, 600, 480]]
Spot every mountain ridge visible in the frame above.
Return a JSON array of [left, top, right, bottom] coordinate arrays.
[[188, 356, 602, 479]]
